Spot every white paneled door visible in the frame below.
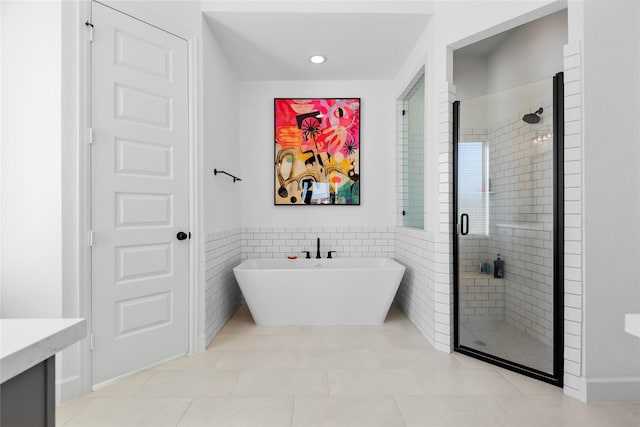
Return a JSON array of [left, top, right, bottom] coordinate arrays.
[[91, 2, 189, 385]]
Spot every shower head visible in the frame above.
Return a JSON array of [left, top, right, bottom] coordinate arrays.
[[522, 107, 544, 124]]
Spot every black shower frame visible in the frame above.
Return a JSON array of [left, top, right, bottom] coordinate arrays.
[[452, 72, 565, 387]]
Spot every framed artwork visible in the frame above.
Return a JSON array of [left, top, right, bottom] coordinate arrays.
[[274, 98, 360, 205]]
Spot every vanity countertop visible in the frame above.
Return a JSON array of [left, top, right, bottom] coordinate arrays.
[[1, 318, 86, 383], [625, 314, 640, 339]]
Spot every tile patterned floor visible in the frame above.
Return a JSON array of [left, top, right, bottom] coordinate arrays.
[[57, 305, 640, 426]]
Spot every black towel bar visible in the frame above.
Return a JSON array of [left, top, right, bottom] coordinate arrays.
[[214, 169, 242, 183]]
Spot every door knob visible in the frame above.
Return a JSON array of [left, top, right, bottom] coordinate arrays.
[[176, 231, 188, 241]]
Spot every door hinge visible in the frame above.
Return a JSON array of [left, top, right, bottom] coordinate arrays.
[[88, 230, 94, 247], [90, 334, 94, 351], [88, 127, 94, 144], [85, 21, 94, 43]]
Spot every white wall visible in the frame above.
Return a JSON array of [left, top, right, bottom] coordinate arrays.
[[99, 0, 202, 40], [238, 80, 396, 228], [203, 17, 241, 233], [201, 15, 244, 353], [452, 54, 488, 101], [1, 0, 63, 318], [454, 10, 567, 124], [583, 0, 640, 402], [486, 9, 567, 93]]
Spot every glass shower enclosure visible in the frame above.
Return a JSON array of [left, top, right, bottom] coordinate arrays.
[[453, 73, 564, 385]]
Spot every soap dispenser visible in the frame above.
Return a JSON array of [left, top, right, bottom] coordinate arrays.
[[493, 254, 504, 278]]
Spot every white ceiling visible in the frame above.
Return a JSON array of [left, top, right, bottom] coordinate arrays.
[[204, 11, 431, 80], [454, 31, 510, 57]]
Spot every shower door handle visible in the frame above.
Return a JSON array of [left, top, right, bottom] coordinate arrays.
[[460, 213, 469, 236]]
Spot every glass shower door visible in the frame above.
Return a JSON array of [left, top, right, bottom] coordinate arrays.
[[454, 74, 563, 384]]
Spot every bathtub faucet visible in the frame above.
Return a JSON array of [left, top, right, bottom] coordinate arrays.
[[316, 237, 321, 259]]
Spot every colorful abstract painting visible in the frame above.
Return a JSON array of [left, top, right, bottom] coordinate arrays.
[[274, 98, 360, 205]]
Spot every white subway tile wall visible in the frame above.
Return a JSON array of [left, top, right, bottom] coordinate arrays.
[[204, 229, 243, 345], [562, 42, 583, 401], [394, 227, 436, 347], [487, 100, 555, 347], [459, 273, 506, 322], [434, 82, 456, 352], [459, 236, 490, 274], [239, 226, 395, 260], [205, 224, 440, 353]]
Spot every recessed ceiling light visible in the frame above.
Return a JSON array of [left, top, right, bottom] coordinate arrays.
[[309, 55, 326, 64]]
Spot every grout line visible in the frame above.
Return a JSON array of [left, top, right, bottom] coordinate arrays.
[[174, 397, 195, 427], [393, 395, 409, 427], [290, 395, 297, 427]]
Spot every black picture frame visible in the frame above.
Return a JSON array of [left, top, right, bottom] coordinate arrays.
[[274, 98, 361, 206]]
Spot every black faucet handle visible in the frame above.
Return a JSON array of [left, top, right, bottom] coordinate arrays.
[[301, 251, 311, 259], [327, 251, 337, 259]]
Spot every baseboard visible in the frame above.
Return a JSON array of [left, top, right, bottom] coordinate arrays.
[[585, 376, 640, 402], [563, 383, 584, 402], [196, 332, 207, 354], [56, 374, 82, 405]]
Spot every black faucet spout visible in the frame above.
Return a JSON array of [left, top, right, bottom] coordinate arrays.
[[316, 237, 321, 259]]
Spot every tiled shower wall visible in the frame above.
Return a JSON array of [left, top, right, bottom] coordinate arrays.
[[487, 103, 555, 347], [456, 102, 556, 347], [459, 274, 506, 323], [204, 229, 242, 345], [458, 129, 491, 278], [459, 236, 489, 273]]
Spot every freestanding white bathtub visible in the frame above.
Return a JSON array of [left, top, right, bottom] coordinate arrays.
[[232, 258, 406, 325]]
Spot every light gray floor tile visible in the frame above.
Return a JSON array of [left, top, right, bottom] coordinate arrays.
[[177, 397, 293, 427], [63, 397, 192, 427], [292, 396, 406, 427], [232, 369, 329, 397], [328, 368, 425, 396], [56, 305, 639, 427], [395, 395, 508, 427]]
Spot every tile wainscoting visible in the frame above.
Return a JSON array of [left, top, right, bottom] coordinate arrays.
[[204, 229, 243, 345], [203, 225, 446, 354], [239, 226, 394, 260]]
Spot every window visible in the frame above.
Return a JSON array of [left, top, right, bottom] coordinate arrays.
[[399, 72, 425, 229], [458, 141, 488, 235]]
